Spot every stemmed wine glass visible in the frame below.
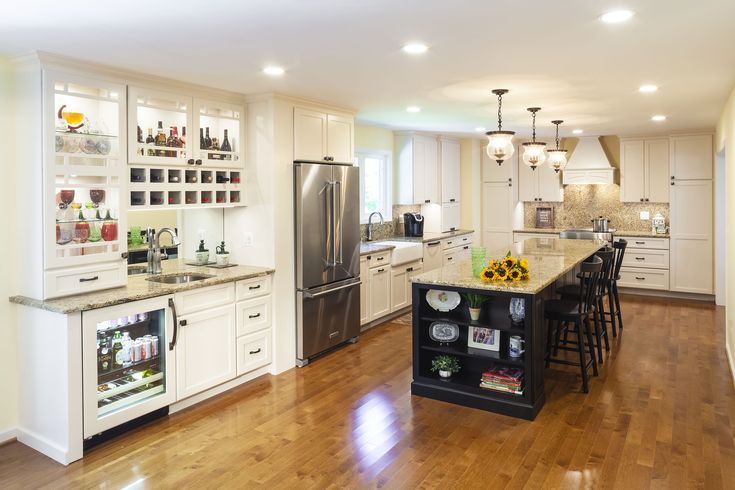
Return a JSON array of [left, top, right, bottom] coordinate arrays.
[[58, 189, 75, 209], [89, 189, 105, 208]]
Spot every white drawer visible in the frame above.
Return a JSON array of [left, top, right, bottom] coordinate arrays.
[[442, 249, 460, 266], [236, 330, 272, 376], [618, 267, 670, 290], [175, 283, 235, 316], [616, 236, 669, 250], [366, 250, 391, 269], [236, 296, 272, 337], [44, 262, 126, 299], [456, 234, 474, 246], [442, 237, 461, 250], [622, 248, 669, 269], [236, 275, 272, 301]]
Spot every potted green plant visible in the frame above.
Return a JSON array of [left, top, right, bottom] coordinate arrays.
[[430, 354, 461, 379], [462, 293, 489, 321]]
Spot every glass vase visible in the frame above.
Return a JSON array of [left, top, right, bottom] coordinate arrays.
[[471, 247, 486, 278]]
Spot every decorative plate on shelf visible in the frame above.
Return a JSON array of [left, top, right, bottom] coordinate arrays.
[[429, 321, 460, 344], [426, 289, 461, 312]]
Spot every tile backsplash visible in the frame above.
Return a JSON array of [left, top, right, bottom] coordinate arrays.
[[360, 204, 421, 241], [524, 184, 669, 232]]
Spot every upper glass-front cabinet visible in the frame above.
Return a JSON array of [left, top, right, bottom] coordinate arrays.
[[194, 98, 244, 169], [45, 71, 128, 269]]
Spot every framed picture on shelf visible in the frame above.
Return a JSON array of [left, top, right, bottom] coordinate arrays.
[[468, 326, 500, 351]]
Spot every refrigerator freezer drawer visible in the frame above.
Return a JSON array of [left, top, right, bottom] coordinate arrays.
[[297, 280, 361, 361]]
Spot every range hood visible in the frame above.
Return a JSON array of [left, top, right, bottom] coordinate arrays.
[[562, 136, 616, 185]]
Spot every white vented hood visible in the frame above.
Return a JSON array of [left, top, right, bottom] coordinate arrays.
[[562, 137, 616, 185]]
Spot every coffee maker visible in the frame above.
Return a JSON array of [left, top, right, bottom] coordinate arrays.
[[403, 213, 424, 237]]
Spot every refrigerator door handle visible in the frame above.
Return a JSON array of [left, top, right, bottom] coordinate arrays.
[[335, 180, 342, 265], [329, 181, 338, 267], [324, 181, 334, 268], [168, 297, 179, 351], [303, 281, 361, 298]]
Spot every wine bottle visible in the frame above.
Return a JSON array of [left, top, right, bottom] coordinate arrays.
[[204, 127, 212, 149], [146, 128, 155, 156], [180, 126, 187, 146], [154, 121, 167, 156], [221, 129, 232, 152], [199, 128, 205, 150], [137, 125, 143, 143], [204, 173, 213, 183], [166, 129, 175, 157]]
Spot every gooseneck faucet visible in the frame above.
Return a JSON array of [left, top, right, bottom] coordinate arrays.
[[147, 227, 181, 274], [367, 212, 384, 241]]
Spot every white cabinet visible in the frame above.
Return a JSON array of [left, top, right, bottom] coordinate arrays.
[[293, 107, 354, 163], [423, 240, 443, 272], [616, 236, 670, 291], [236, 330, 272, 376], [423, 202, 460, 233], [519, 157, 562, 202], [670, 180, 713, 294], [440, 138, 461, 203], [670, 134, 713, 180], [482, 181, 514, 251], [391, 260, 422, 312], [395, 133, 439, 204], [620, 138, 669, 203], [360, 256, 370, 325], [369, 265, 392, 319], [482, 144, 514, 182], [176, 303, 237, 400]]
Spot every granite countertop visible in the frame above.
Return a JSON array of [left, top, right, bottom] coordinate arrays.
[[360, 230, 474, 255], [614, 230, 670, 238], [10, 260, 275, 314], [360, 242, 395, 256], [514, 228, 563, 234], [411, 238, 605, 295]]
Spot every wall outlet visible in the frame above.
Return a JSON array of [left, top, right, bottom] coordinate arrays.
[[243, 232, 254, 247], [640, 211, 650, 220], [197, 229, 207, 240]]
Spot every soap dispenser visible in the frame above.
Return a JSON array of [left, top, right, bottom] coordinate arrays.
[[195, 239, 210, 265], [215, 241, 230, 266]]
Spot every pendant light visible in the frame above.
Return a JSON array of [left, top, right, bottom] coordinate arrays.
[[485, 89, 515, 165], [521, 107, 547, 170], [547, 120, 568, 173]]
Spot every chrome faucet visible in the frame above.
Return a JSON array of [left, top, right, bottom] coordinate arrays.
[[147, 227, 181, 275], [367, 212, 384, 241]]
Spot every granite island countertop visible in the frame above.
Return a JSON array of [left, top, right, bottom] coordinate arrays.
[[10, 260, 274, 314], [411, 238, 605, 295], [514, 227, 669, 238]]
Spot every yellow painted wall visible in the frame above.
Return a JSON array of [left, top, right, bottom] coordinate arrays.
[[715, 86, 735, 377], [0, 58, 18, 437], [355, 123, 394, 155]]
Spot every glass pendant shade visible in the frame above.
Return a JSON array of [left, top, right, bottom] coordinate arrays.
[[485, 131, 515, 164], [521, 141, 547, 169], [547, 149, 568, 173]]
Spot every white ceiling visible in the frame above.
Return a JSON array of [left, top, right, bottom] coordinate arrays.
[[2, 0, 735, 138]]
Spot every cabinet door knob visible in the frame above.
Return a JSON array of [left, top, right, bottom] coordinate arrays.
[[424, 199, 430, 203], [187, 159, 195, 165], [324, 156, 330, 161], [671, 176, 675, 180], [671, 182, 675, 186]]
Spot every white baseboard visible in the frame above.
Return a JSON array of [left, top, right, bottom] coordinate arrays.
[[0, 428, 17, 445], [727, 342, 735, 390], [619, 288, 716, 302], [16, 428, 76, 465]]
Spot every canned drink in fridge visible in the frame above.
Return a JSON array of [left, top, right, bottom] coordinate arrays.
[[133, 340, 143, 361], [142, 339, 153, 360], [150, 336, 159, 357]]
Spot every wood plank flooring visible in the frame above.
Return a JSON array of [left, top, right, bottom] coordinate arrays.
[[1, 295, 734, 489]]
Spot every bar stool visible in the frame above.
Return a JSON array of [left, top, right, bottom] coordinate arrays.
[[555, 248, 614, 364], [544, 256, 603, 393], [607, 239, 627, 337]]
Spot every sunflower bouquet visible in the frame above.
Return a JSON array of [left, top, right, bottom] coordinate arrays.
[[481, 251, 530, 283]]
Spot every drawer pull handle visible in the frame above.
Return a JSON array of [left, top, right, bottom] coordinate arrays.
[[447, 242, 453, 246], [450, 227, 456, 231], [249, 285, 261, 290], [427, 241, 440, 247], [447, 257, 453, 261], [376, 257, 384, 261], [79, 276, 99, 283], [377, 268, 385, 273], [635, 257, 645, 260], [406, 267, 413, 272], [329, 331, 340, 339], [248, 313, 261, 319], [635, 276, 646, 280], [249, 348, 261, 355], [463, 246, 469, 250], [635, 241, 645, 245]]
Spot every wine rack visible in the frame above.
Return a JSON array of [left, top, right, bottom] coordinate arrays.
[[128, 166, 244, 208]]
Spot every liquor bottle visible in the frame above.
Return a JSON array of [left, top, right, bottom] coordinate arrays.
[[199, 128, 205, 150], [180, 126, 187, 147], [146, 128, 155, 156], [172, 127, 182, 153], [186, 172, 198, 184], [216, 174, 230, 184], [137, 125, 143, 143], [98, 336, 112, 372], [154, 121, 167, 156], [209, 137, 220, 160], [204, 127, 212, 149], [111, 331, 123, 369], [221, 129, 232, 152], [166, 129, 175, 157]]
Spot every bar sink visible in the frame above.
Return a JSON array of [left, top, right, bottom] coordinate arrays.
[[146, 273, 214, 284]]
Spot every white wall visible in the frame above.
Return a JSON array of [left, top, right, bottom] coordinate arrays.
[[0, 58, 18, 440]]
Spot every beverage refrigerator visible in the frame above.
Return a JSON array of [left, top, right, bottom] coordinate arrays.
[[82, 295, 178, 439]]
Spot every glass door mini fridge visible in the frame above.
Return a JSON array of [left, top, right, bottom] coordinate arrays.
[[82, 295, 177, 438]]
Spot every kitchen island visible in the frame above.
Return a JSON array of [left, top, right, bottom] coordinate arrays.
[[410, 238, 605, 420]]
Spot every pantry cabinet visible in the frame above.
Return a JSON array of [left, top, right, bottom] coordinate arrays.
[[620, 138, 669, 203], [293, 107, 354, 163], [482, 181, 515, 250], [395, 133, 440, 204], [670, 134, 713, 180], [670, 179, 713, 294]]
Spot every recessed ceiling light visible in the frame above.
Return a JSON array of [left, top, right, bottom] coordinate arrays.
[[406, 106, 421, 113], [475, 127, 486, 132], [639, 84, 658, 93], [402, 43, 428, 54], [572, 129, 584, 135], [263, 66, 285, 76], [600, 9, 634, 24], [651, 115, 667, 122]]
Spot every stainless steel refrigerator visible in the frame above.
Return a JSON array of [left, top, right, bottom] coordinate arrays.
[[295, 161, 361, 366]]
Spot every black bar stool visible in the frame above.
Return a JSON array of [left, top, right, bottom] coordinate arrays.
[[607, 239, 627, 336], [544, 255, 603, 393], [555, 248, 614, 364]]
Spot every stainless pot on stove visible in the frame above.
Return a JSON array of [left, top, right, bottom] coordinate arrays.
[[591, 216, 611, 232]]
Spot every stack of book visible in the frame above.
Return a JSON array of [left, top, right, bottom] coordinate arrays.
[[479, 366, 524, 395]]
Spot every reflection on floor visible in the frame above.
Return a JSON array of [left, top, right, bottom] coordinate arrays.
[[1, 295, 734, 488]]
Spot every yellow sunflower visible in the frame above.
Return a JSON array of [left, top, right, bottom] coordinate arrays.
[[521, 272, 530, 280], [519, 258, 529, 270], [503, 256, 517, 269], [509, 269, 522, 281], [495, 267, 508, 281], [481, 267, 496, 282], [488, 259, 500, 270]]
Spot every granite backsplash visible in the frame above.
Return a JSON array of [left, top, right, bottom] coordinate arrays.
[[524, 184, 669, 232], [360, 204, 420, 241]]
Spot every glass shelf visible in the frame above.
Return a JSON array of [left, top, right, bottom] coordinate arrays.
[[56, 130, 118, 139], [56, 217, 118, 224]]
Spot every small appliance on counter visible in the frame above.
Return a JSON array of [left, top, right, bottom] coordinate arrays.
[[591, 216, 611, 233], [652, 213, 668, 234], [404, 212, 424, 237]]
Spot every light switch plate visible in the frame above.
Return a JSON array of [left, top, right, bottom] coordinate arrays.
[[640, 211, 650, 220]]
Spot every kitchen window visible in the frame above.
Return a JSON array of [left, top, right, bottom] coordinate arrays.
[[356, 150, 391, 224]]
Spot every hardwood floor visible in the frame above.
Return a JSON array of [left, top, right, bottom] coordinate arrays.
[[1, 295, 735, 489]]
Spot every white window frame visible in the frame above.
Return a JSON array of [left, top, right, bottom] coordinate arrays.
[[355, 149, 392, 224]]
